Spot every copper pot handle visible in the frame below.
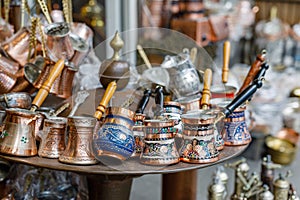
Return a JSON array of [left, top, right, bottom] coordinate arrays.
[[201, 68, 212, 110], [236, 50, 266, 95], [30, 59, 65, 111], [94, 81, 117, 120], [222, 40, 230, 84]]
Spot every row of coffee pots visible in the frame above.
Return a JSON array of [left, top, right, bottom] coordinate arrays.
[[0, 57, 268, 166]]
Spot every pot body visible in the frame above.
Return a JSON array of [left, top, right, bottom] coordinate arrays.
[[140, 119, 180, 165], [92, 107, 135, 162], [0, 108, 37, 156], [221, 106, 252, 146], [59, 116, 98, 165], [180, 112, 219, 163], [38, 117, 67, 158]]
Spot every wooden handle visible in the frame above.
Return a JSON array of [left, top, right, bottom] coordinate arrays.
[[201, 68, 212, 110], [31, 59, 65, 111], [137, 44, 152, 69], [222, 40, 230, 84], [94, 81, 117, 120], [190, 47, 197, 65], [237, 50, 266, 95]]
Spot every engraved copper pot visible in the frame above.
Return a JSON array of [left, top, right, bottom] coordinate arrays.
[[44, 22, 74, 61], [180, 111, 219, 163], [0, 70, 17, 94], [23, 56, 47, 90], [59, 116, 98, 165], [140, 119, 180, 165], [1, 27, 32, 66], [221, 105, 252, 146], [38, 117, 67, 158], [92, 107, 135, 162], [71, 22, 94, 48], [57, 62, 78, 99], [0, 92, 32, 109], [0, 108, 37, 156], [0, 55, 20, 75], [131, 113, 146, 158]]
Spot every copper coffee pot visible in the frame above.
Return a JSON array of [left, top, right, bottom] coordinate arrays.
[[59, 81, 117, 165], [0, 59, 65, 157]]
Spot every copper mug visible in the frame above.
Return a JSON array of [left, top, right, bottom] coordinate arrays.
[[1, 27, 32, 66], [140, 119, 180, 165], [44, 22, 74, 62], [220, 104, 252, 146], [0, 108, 37, 156], [92, 107, 135, 162], [38, 117, 67, 158], [180, 111, 219, 163], [59, 116, 98, 165]]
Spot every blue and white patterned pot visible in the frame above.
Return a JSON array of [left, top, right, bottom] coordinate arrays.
[[92, 107, 135, 161], [221, 106, 251, 146]]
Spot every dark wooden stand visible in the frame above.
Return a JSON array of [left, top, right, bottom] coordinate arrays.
[[0, 146, 247, 200]]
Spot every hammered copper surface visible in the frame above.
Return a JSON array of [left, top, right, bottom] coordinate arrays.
[[0, 108, 37, 156], [0, 71, 17, 94], [57, 66, 78, 99], [1, 27, 32, 66], [38, 117, 67, 158], [59, 116, 97, 165]]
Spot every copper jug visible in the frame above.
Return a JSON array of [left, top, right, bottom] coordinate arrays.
[[1, 27, 32, 66], [59, 116, 98, 165], [0, 108, 37, 156], [180, 111, 219, 163], [92, 107, 135, 162], [221, 105, 252, 146], [44, 22, 74, 62], [38, 117, 67, 158], [140, 119, 180, 165]]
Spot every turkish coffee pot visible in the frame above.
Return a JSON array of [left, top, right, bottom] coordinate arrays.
[[161, 48, 202, 98], [179, 68, 220, 163], [59, 81, 117, 165], [0, 59, 65, 157], [131, 88, 151, 157]]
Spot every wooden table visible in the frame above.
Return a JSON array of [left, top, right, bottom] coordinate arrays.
[[0, 145, 247, 200]]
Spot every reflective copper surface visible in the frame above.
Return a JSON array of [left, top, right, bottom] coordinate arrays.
[[44, 22, 74, 61], [2, 27, 32, 66], [59, 116, 98, 165], [0, 108, 37, 156], [38, 117, 67, 158]]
